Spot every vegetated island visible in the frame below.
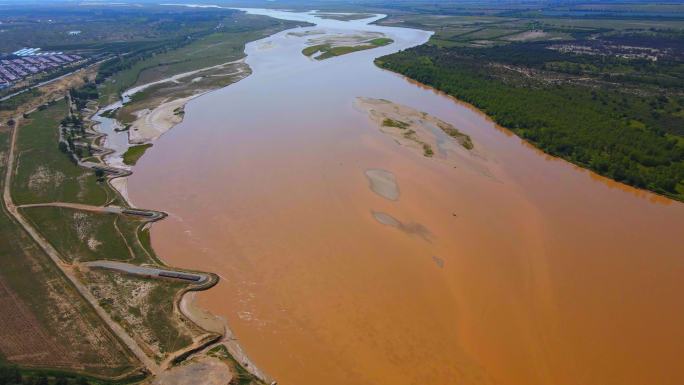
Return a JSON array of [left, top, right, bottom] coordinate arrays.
[[356, 97, 474, 158], [374, 14, 684, 201], [356, 97, 496, 179], [302, 33, 393, 60]]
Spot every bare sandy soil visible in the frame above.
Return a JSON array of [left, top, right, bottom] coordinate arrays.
[[129, 96, 194, 144], [504, 30, 549, 41], [0, 65, 98, 124], [179, 292, 226, 335], [124, 60, 250, 144], [151, 356, 232, 385]]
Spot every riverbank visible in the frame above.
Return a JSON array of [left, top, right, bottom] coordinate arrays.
[[88, 28, 277, 385], [375, 42, 684, 202]]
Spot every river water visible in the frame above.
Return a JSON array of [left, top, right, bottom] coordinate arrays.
[[127, 9, 684, 385]]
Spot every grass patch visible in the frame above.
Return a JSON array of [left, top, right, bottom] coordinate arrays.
[[11, 101, 109, 205], [422, 143, 434, 157], [438, 122, 473, 149], [382, 118, 410, 129], [0, 89, 42, 111], [122, 144, 152, 166], [303, 38, 394, 60], [20, 207, 137, 263], [302, 44, 328, 57], [0, 128, 137, 377], [369, 37, 393, 46]]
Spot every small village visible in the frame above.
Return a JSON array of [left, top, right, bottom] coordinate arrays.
[[0, 47, 85, 90]]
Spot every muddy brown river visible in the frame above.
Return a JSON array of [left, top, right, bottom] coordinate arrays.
[[127, 9, 684, 385]]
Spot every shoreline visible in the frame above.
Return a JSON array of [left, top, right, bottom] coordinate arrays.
[[90, 55, 273, 384], [374, 65, 681, 206]]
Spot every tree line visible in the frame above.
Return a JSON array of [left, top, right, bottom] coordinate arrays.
[[376, 44, 684, 199]]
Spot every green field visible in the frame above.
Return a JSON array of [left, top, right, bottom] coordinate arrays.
[[122, 144, 152, 166], [20, 207, 138, 263], [10, 102, 110, 206], [0, 121, 139, 379]]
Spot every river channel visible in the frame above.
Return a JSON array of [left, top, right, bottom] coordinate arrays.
[[124, 9, 684, 385]]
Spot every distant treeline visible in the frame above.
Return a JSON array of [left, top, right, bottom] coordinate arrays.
[[376, 44, 684, 199], [96, 35, 203, 86]]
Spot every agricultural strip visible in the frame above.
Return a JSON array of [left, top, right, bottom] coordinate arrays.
[[0, 115, 140, 378], [10, 102, 110, 206]]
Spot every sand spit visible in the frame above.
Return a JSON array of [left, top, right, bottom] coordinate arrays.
[[126, 60, 250, 144], [365, 168, 399, 200], [371, 211, 432, 240], [180, 292, 225, 335], [128, 96, 193, 144]]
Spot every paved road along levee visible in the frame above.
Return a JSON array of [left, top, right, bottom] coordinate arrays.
[[83, 260, 210, 284]]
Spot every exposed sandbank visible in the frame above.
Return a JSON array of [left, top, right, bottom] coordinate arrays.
[[371, 210, 432, 240], [126, 60, 250, 144], [364, 168, 399, 201], [129, 95, 194, 144], [355, 97, 496, 179]]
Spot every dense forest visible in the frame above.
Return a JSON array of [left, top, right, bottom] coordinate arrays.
[[376, 44, 684, 200]]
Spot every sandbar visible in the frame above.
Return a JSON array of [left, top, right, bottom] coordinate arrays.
[[365, 168, 399, 201]]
